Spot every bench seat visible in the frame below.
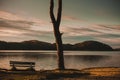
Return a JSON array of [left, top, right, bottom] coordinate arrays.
[[10, 61, 35, 71]]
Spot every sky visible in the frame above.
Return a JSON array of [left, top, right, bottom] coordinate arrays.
[[0, 0, 120, 48]]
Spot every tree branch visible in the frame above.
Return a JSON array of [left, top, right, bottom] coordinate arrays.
[[50, 0, 56, 24], [57, 0, 62, 27]]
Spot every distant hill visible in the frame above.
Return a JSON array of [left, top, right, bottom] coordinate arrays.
[[0, 40, 114, 51], [74, 41, 113, 51]]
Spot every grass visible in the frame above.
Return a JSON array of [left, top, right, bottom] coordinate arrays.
[[0, 67, 120, 80]]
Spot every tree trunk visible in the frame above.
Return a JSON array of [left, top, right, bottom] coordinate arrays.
[[50, 0, 65, 70]]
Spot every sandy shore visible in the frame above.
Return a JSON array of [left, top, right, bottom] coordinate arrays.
[[0, 67, 120, 80]]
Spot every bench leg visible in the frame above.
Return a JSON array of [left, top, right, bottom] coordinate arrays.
[[11, 64, 17, 71], [28, 64, 35, 71]]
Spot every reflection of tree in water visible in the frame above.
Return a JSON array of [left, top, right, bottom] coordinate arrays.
[[65, 55, 111, 63]]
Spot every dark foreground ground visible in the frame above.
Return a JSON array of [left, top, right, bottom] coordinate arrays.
[[0, 67, 120, 80]]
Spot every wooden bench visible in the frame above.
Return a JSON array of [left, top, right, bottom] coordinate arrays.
[[10, 61, 35, 71]]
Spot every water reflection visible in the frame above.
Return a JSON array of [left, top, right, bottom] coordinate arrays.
[[0, 51, 120, 70], [66, 55, 111, 63]]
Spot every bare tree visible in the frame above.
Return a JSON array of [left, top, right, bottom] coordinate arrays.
[[50, 0, 65, 70]]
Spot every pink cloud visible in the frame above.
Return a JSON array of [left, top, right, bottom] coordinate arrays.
[[0, 10, 48, 25], [61, 25, 103, 37], [110, 25, 120, 30], [0, 28, 27, 37], [0, 11, 25, 21], [86, 24, 120, 35], [96, 37, 120, 44], [95, 37, 120, 48], [63, 15, 85, 22], [0, 30, 22, 37], [0, 10, 52, 32]]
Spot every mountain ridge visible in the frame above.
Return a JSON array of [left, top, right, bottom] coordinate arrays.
[[0, 40, 115, 51]]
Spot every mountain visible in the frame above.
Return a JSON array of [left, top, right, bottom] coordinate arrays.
[[0, 40, 114, 51], [21, 40, 54, 50], [0, 40, 54, 50], [74, 41, 113, 51]]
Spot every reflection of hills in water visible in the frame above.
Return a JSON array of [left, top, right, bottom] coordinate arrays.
[[0, 52, 111, 63], [25, 54, 111, 64], [0, 51, 120, 70], [65, 55, 111, 63]]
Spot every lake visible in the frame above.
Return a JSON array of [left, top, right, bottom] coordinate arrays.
[[0, 50, 120, 70]]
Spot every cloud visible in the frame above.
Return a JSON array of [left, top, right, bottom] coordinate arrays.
[[63, 15, 85, 22], [61, 24, 120, 37], [0, 19, 52, 36], [96, 37, 120, 44], [0, 10, 49, 25], [0, 10, 25, 21], [95, 37, 120, 48], [90, 24, 120, 35], [109, 25, 120, 30], [61, 24, 104, 37], [60, 24, 120, 48], [0, 10, 53, 40], [0, 10, 54, 32], [0, 19, 53, 42], [0, 19, 32, 30], [0, 10, 120, 48], [61, 26, 102, 37]]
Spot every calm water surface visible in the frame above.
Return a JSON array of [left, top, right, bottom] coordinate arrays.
[[0, 50, 120, 70]]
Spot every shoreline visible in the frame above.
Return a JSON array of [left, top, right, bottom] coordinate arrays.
[[0, 67, 120, 80]]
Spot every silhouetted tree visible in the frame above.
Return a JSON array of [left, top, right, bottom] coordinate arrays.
[[50, 0, 65, 70]]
